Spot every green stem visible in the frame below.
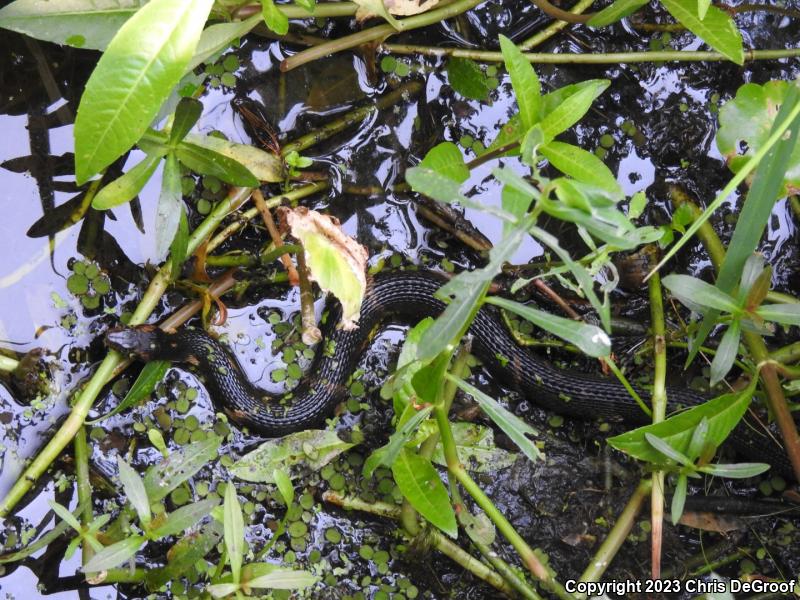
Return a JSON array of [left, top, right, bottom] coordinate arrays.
[[0, 354, 18, 373], [381, 45, 800, 64], [648, 273, 667, 578], [520, 0, 597, 49], [578, 479, 652, 591], [470, 536, 543, 600], [281, 0, 485, 71], [602, 358, 651, 417], [771, 341, 800, 365], [235, 1, 359, 19], [0, 188, 254, 517], [74, 424, 94, 566]]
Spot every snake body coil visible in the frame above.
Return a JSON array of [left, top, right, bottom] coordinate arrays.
[[106, 270, 792, 476]]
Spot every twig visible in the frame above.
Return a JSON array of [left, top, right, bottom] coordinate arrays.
[[529, 0, 593, 24], [294, 248, 321, 345], [253, 189, 299, 285], [521, 0, 597, 49]]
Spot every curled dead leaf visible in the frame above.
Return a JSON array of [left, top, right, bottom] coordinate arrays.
[[354, 0, 439, 23]]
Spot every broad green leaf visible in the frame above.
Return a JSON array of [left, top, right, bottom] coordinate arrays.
[[144, 435, 221, 501], [92, 154, 160, 210], [273, 469, 294, 506], [662, 274, 740, 314], [541, 80, 609, 119], [364, 406, 434, 477], [499, 35, 540, 128], [150, 498, 219, 539], [540, 141, 621, 194], [448, 375, 543, 464], [118, 457, 151, 525], [587, 0, 648, 27], [285, 209, 367, 328], [501, 184, 532, 236], [539, 81, 609, 140], [247, 567, 319, 589], [87, 360, 169, 424], [207, 583, 240, 598], [261, 0, 288, 35], [700, 462, 770, 478], [486, 113, 524, 156], [380, 318, 435, 401], [709, 320, 740, 385], [485, 296, 611, 357], [156, 152, 184, 261], [0, 0, 142, 50], [187, 15, 261, 72], [392, 448, 457, 537], [431, 423, 517, 473], [224, 484, 244, 583], [183, 132, 283, 182], [74, 0, 215, 183], [697, 0, 711, 19], [756, 303, 800, 326], [659, 0, 743, 64], [419, 142, 469, 183], [169, 98, 203, 145], [82, 535, 145, 572], [175, 141, 259, 186], [608, 382, 755, 466], [628, 191, 648, 219], [645, 433, 693, 466], [446, 57, 492, 102], [230, 430, 355, 483]]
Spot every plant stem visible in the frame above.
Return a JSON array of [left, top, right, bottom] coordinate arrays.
[[0, 187, 253, 517], [281, 0, 485, 71], [520, 0, 597, 50], [0, 354, 18, 373], [280, 81, 422, 155], [648, 273, 667, 578], [235, 1, 359, 19], [529, 0, 594, 24], [382, 45, 800, 64], [578, 479, 652, 591], [74, 424, 94, 566]]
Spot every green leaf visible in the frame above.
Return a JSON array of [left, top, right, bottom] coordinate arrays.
[[92, 154, 161, 210], [353, 0, 400, 28], [0, 0, 141, 50], [187, 15, 260, 72], [144, 435, 221, 502], [431, 423, 517, 473], [540, 141, 621, 193], [247, 567, 319, 590], [175, 141, 259, 186], [686, 417, 710, 460], [169, 98, 203, 145], [364, 406, 434, 477], [82, 535, 145, 572], [586, 0, 648, 27], [448, 375, 543, 464], [671, 474, 688, 524], [150, 497, 219, 539], [498, 35, 540, 128], [756, 303, 800, 326], [74, 0, 215, 183], [628, 191, 648, 220], [709, 320, 740, 386], [486, 296, 611, 357], [446, 57, 492, 102], [645, 433, 693, 466], [169, 204, 190, 280], [207, 582, 240, 598], [118, 457, 151, 525], [696, 0, 711, 19], [182, 132, 283, 182], [146, 522, 223, 589], [608, 382, 755, 466], [486, 113, 524, 156], [273, 469, 294, 506], [700, 462, 770, 478], [260, 0, 288, 35], [659, 0, 743, 64], [662, 274, 740, 314], [48, 500, 82, 531], [156, 152, 184, 261], [87, 360, 169, 424], [419, 142, 469, 184], [230, 430, 355, 483], [392, 448, 457, 537], [501, 184, 532, 236], [539, 80, 609, 140], [224, 483, 244, 583]]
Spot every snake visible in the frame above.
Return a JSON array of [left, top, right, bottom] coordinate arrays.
[[105, 269, 793, 477]]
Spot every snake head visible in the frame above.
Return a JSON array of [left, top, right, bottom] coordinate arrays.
[[105, 325, 162, 361]]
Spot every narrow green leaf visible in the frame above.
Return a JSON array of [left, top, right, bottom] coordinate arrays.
[[169, 97, 203, 145], [247, 568, 319, 589], [224, 483, 244, 583], [175, 141, 259, 186], [156, 152, 184, 261], [446, 57, 492, 102], [709, 320, 741, 386], [608, 381, 755, 466], [499, 35, 540, 128], [92, 154, 160, 210], [539, 81, 609, 140], [659, 0, 743, 64], [448, 375, 543, 464], [150, 498, 219, 539], [501, 184, 532, 236], [686, 417, 710, 460], [540, 141, 621, 193], [260, 0, 288, 35], [644, 433, 693, 466], [700, 462, 770, 478], [144, 435, 221, 501], [273, 469, 294, 506], [671, 475, 688, 524], [88, 360, 170, 424], [169, 204, 190, 280], [187, 15, 260, 72], [364, 406, 434, 477], [48, 500, 82, 531], [485, 296, 611, 357], [118, 457, 151, 525], [0, 0, 141, 50], [183, 132, 283, 182], [74, 0, 215, 183], [662, 274, 740, 314], [207, 583, 240, 597], [587, 0, 648, 27], [419, 142, 469, 183], [82, 535, 145, 572], [755, 303, 800, 326], [391, 448, 457, 537]]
